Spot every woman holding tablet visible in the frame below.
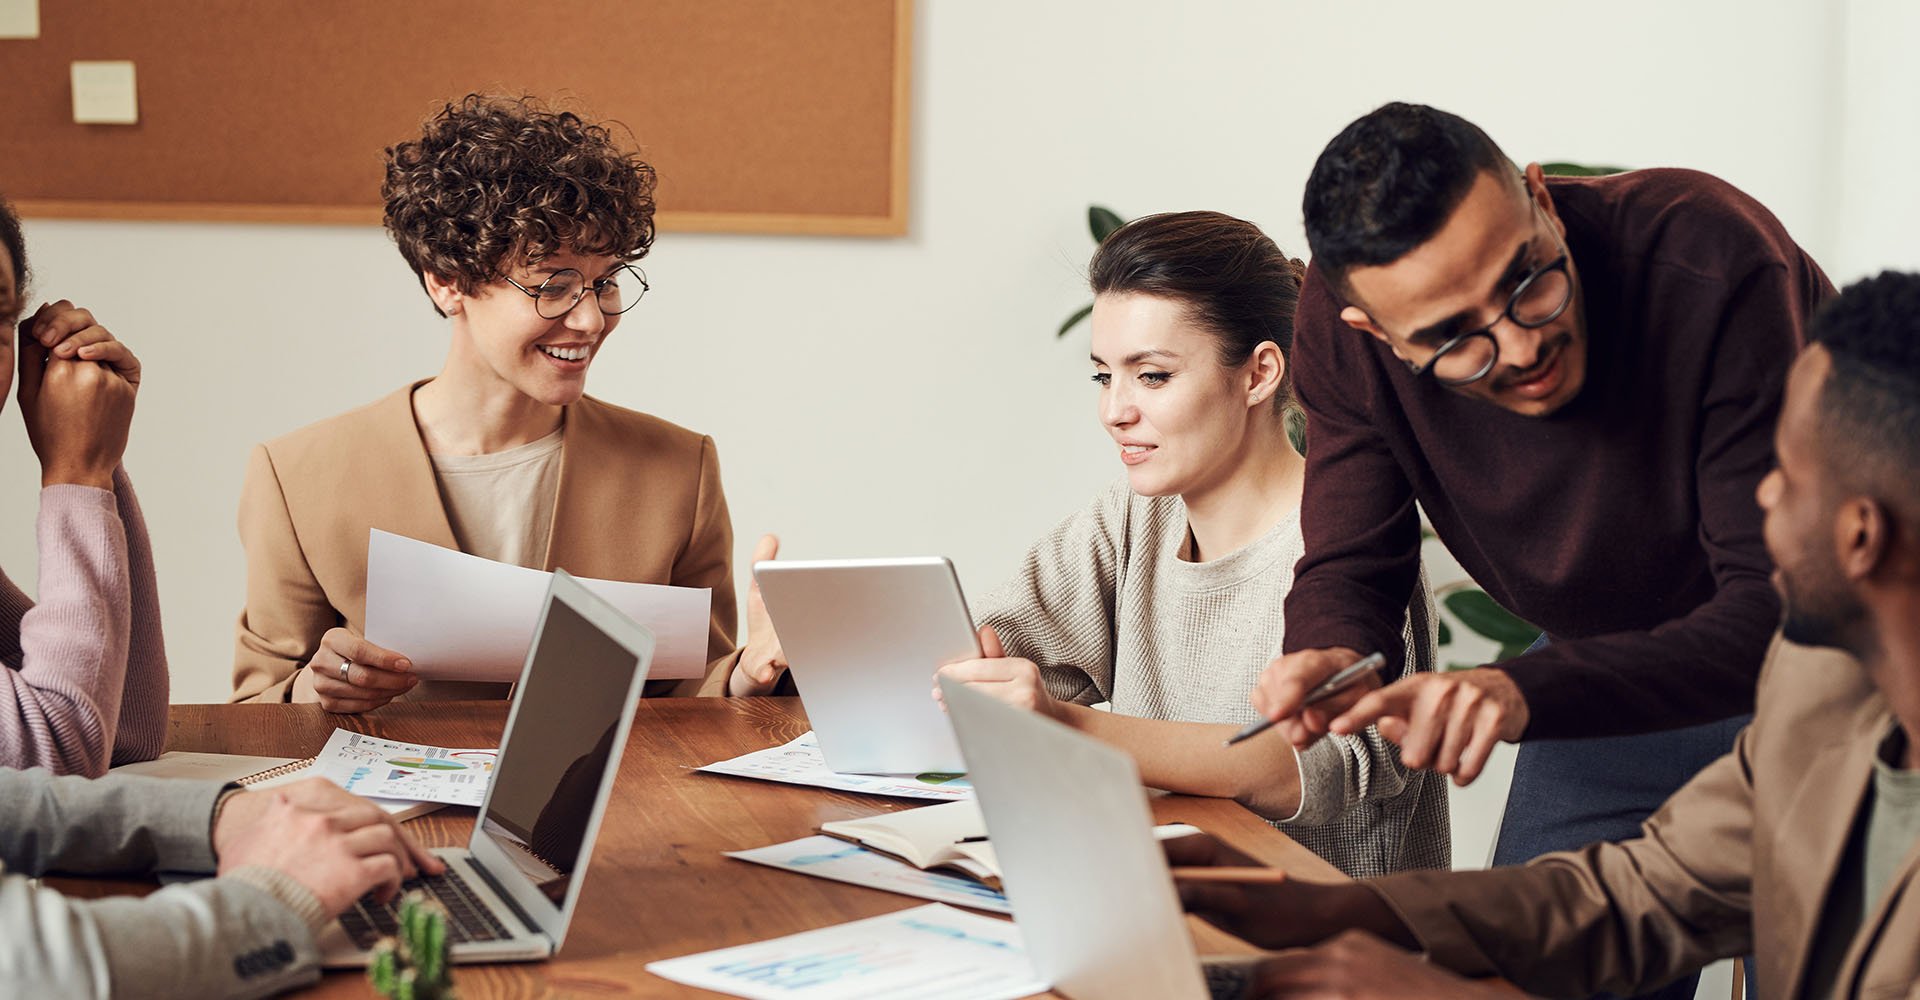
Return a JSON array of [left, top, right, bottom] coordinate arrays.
[[231, 96, 783, 708], [938, 212, 1447, 878]]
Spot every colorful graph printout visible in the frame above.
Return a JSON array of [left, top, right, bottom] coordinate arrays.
[[310, 728, 497, 807], [646, 904, 1046, 1000]]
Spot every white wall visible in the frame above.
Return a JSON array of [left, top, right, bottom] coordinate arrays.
[[0, 0, 1848, 703]]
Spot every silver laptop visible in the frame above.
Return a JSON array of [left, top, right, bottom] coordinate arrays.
[[752, 557, 979, 774], [319, 569, 654, 965], [938, 676, 1211, 999]]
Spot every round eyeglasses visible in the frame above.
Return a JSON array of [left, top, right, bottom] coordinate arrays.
[[1409, 252, 1572, 386], [504, 264, 649, 320]]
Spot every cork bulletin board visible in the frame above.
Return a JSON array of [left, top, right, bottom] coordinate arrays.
[[0, 0, 912, 235]]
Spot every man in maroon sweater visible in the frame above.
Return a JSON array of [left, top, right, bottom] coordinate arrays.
[[1253, 106, 1829, 997]]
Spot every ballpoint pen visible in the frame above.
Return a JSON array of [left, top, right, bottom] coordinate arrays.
[[1222, 651, 1388, 747]]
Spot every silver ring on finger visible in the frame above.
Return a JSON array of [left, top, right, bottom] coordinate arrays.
[[339, 660, 353, 682]]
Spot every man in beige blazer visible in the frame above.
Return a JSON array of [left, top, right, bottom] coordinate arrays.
[[1168, 272, 1920, 1000]]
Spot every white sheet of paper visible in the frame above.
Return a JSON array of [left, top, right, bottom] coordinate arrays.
[[363, 529, 711, 680], [696, 732, 974, 801], [0, 0, 39, 38], [646, 903, 1046, 1000], [70, 61, 138, 124], [727, 835, 1013, 914], [308, 728, 497, 807]]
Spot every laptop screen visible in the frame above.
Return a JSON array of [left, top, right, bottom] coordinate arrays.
[[478, 592, 645, 906]]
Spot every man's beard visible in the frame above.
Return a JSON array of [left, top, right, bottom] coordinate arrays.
[[1778, 573, 1862, 652]]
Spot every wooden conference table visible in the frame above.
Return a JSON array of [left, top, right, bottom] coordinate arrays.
[[106, 697, 1345, 997]]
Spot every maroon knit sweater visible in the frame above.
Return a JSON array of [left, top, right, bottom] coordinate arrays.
[[1283, 169, 1833, 739], [0, 467, 169, 774]]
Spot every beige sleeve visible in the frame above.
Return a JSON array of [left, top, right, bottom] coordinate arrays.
[[231, 444, 336, 703], [1365, 722, 1756, 997], [677, 435, 739, 697], [970, 484, 1127, 706]]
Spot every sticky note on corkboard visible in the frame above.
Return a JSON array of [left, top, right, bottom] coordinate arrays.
[[71, 60, 139, 124]]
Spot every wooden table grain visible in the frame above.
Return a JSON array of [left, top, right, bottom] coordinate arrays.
[[144, 697, 1344, 997]]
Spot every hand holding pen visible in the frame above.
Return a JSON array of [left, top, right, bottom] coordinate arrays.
[[1226, 650, 1387, 747]]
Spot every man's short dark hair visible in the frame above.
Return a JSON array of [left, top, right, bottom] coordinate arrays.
[[1302, 103, 1514, 298], [1810, 271, 1920, 516]]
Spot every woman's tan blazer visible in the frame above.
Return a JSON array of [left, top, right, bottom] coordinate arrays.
[[231, 382, 740, 703]]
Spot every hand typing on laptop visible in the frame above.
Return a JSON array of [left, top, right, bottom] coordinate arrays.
[[213, 776, 444, 913], [1232, 930, 1517, 999]]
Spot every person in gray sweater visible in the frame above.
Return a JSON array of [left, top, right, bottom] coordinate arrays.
[[938, 211, 1448, 879], [0, 768, 441, 998]]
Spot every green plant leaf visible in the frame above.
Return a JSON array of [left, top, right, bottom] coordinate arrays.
[[1057, 302, 1094, 338], [1089, 205, 1125, 243], [1284, 406, 1307, 455], [1441, 590, 1540, 647], [1498, 641, 1535, 662], [1436, 618, 1452, 646], [1445, 661, 1479, 672], [1538, 162, 1627, 177]]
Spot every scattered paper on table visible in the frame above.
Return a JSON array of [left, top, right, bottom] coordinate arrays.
[[646, 903, 1046, 1000], [364, 529, 711, 680], [728, 835, 1013, 914], [0, 0, 39, 38], [697, 732, 974, 800], [309, 728, 497, 807]]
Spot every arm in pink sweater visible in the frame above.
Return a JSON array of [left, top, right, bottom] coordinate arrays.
[[109, 466, 169, 764], [0, 468, 169, 775]]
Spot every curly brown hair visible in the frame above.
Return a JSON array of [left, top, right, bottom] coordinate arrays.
[[382, 95, 657, 315]]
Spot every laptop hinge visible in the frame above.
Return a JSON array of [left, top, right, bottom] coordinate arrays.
[[468, 856, 545, 944]]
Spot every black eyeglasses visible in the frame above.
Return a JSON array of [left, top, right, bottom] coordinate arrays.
[[1408, 252, 1573, 386], [504, 264, 648, 320]]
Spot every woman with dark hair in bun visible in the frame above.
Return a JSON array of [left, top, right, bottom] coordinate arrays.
[[231, 96, 784, 708], [938, 211, 1447, 878]]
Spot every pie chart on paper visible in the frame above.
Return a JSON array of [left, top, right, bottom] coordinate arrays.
[[385, 756, 468, 771]]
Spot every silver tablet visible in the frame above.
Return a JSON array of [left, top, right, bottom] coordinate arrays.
[[751, 557, 980, 774]]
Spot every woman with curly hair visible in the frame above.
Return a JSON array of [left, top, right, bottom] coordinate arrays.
[[231, 95, 783, 708]]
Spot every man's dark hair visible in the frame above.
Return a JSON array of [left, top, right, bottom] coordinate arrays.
[[1810, 271, 1920, 515], [1302, 102, 1513, 298]]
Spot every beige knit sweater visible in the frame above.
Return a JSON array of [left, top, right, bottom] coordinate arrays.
[[974, 479, 1449, 878]]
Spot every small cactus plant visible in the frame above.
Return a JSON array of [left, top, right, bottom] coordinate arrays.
[[367, 891, 458, 1000]]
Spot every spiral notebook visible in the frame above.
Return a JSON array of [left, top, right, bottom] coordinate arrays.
[[111, 751, 444, 821]]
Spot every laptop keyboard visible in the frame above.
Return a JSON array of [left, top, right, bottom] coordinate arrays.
[[338, 868, 514, 950]]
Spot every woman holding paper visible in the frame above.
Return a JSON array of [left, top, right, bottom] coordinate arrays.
[[935, 212, 1447, 878], [230, 96, 785, 709], [0, 194, 167, 774]]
